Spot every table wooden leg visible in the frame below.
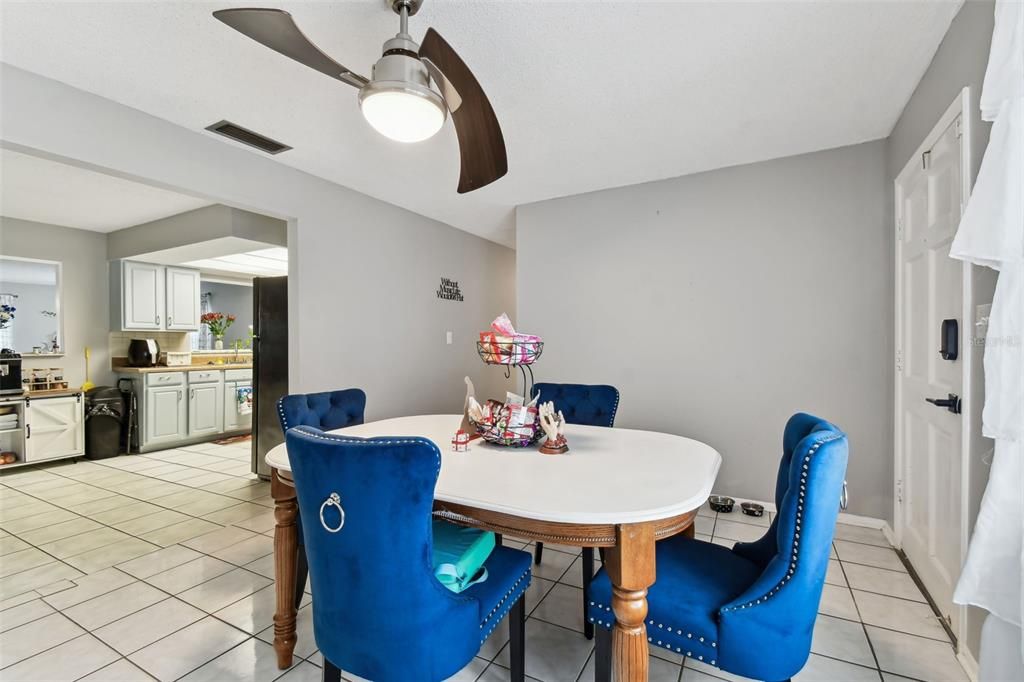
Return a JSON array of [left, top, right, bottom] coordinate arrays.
[[605, 522, 656, 682], [271, 469, 299, 670]]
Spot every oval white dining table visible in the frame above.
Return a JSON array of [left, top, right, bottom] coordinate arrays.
[[265, 414, 722, 681]]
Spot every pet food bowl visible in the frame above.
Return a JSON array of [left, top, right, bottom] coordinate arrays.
[[709, 495, 735, 513], [741, 502, 765, 517]]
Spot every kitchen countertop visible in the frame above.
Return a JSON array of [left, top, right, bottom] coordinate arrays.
[[114, 362, 253, 374]]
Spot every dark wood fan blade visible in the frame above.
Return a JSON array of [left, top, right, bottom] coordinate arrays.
[[213, 8, 368, 88], [419, 28, 507, 193]]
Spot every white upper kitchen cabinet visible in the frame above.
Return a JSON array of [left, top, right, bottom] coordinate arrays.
[[120, 260, 164, 330], [111, 260, 200, 332], [165, 267, 201, 331]]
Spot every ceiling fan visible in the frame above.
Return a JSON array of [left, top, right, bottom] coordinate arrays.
[[213, 0, 507, 194]]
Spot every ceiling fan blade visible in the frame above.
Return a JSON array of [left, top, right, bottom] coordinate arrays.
[[213, 8, 368, 88], [418, 28, 507, 193]]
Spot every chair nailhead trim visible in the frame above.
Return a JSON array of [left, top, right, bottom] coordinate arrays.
[[590, 601, 716, 648], [479, 567, 531, 643], [720, 433, 844, 614], [291, 427, 443, 476]]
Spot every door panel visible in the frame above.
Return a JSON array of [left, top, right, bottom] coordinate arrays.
[[166, 267, 200, 331], [124, 261, 164, 330], [189, 383, 223, 436], [897, 114, 964, 634], [146, 386, 186, 445], [24, 396, 83, 462]]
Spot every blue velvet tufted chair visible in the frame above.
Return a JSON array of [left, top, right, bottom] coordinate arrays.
[[529, 382, 620, 639], [286, 426, 532, 682], [278, 389, 367, 434], [277, 389, 367, 609], [588, 413, 849, 682]]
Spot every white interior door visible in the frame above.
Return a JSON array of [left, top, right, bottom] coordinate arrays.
[[896, 106, 966, 636]]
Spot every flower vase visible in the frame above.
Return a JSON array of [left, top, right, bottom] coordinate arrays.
[[214, 336, 224, 351]]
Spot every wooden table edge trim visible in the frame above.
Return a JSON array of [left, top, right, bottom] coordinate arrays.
[[271, 467, 700, 680]]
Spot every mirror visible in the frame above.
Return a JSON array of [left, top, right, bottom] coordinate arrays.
[[0, 256, 63, 355]]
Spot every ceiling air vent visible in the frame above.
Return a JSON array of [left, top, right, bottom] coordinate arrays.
[[205, 120, 292, 155]]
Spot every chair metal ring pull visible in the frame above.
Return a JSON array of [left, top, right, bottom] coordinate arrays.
[[319, 492, 345, 533], [840, 480, 849, 511]]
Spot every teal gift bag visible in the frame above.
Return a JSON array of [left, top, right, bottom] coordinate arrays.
[[432, 520, 496, 593]]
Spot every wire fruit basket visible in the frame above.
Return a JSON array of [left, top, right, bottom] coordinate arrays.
[[476, 340, 544, 366]]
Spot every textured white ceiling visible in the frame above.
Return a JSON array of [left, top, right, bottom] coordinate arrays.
[[0, 1, 962, 246], [0, 148, 213, 232]]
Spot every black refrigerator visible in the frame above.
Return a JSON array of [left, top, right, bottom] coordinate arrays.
[[251, 276, 288, 480]]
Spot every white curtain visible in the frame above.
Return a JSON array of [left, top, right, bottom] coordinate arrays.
[[949, 1, 1024, 678]]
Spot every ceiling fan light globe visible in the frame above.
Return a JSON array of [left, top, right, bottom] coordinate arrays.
[[359, 86, 446, 144]]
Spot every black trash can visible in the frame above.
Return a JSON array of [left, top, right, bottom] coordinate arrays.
[[85, 386, 126, 459]]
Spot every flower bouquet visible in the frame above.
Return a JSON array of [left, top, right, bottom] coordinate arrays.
[[201, 312, 236, 350]]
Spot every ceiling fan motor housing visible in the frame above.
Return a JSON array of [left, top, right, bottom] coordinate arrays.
[[358, 35, 446, 118]]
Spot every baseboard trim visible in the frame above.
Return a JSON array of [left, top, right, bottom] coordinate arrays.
[[719, 498, 894, 540], [835, 512, 885, 529], [957, 639, 979, 681]]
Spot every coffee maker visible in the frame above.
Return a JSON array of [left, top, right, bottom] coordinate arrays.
[[0, 350, 23, 395]]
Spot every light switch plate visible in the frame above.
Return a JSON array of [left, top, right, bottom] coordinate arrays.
[[446, 331, 453, 345]]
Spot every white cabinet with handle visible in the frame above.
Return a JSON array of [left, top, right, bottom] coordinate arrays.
[[144, 384, 187, 446], [24, 394, 85, 463], [165, 267, 201, 331], [122, 368, 250, 453], [188, 376, 224, 437], [120, 261, 165, 330], [112, 260, 200, 332]]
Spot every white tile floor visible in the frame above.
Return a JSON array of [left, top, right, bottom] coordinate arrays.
[[0, 442, 969, 682]]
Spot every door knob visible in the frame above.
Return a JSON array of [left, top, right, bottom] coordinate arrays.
[[925, 393, 961, 414]]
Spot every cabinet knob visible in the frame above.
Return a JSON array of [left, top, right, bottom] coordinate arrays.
[[168, 316, 172, 326], [156, 315, 160, 325]]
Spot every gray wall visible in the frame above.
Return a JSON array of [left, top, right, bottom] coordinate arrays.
[[200, 281, 253, 348], [885, 0, 995, 661], [2, 64, 516, 418], [517, 140, 889, 518], [0, 217, 114, 386], [107, 205, 286, 261]]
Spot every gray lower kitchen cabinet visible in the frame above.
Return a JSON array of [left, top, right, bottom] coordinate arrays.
[[120, 367, 251, 452], [144, 383, 187, 446], [188, 382, 223, 437]]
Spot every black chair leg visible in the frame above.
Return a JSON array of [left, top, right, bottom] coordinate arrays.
[[582, 547, 595, 640], [495, 533, 503, 546], [322, 658, 342, 682], [594, 625, 612, 682], [534, 541, 544, 565], [509, 594, 526, 682], [295, 544, 309, 610]]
